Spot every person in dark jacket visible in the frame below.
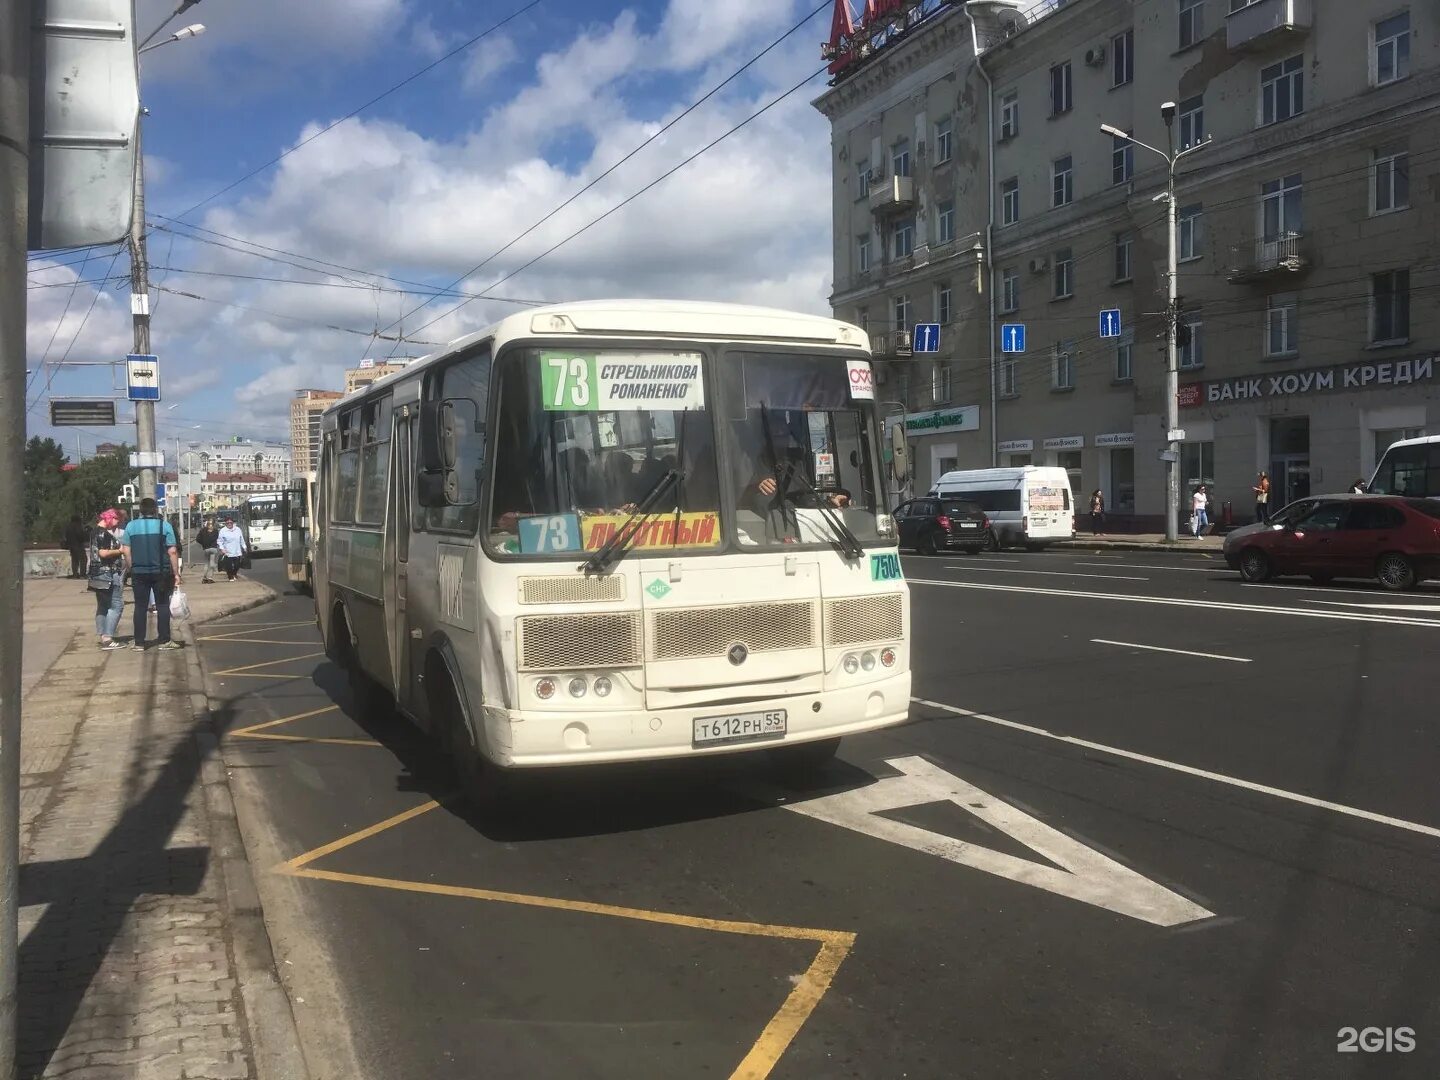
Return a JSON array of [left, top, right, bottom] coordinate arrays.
[[195, 517, 221, 584], [63, 515, 90, 578]]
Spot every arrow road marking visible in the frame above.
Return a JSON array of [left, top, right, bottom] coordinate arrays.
[[784, 755, 1214, 927]]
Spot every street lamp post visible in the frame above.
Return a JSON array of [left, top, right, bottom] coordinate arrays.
[[1101, 110, 1207, 541]]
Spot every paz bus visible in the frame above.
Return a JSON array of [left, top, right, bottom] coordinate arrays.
[[313, 300, 910, 801], [242, 491, 285, 555]]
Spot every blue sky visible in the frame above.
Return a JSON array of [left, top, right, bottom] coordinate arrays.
[[26, 0, 838, 456]]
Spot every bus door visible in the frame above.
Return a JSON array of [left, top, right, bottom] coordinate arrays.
[[388, 412, 415, 710]]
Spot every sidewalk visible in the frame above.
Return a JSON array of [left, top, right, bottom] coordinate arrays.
[[1054, 531, 1226, 553], [16, 573, 305, 1080]]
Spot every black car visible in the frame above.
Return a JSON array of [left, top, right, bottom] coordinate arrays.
[[894, 498, 994, 554]]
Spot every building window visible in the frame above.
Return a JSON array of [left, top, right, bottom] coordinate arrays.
[[1261, 55, 1304, 125], [1111, 134, 1133, 185], [856, 159, 871, 199], [1178, 204, 1204, 261], [1050, 61, 1072, 116], [1001, 177, 1020, 224], [999, 90, 1019, 139], [892, 218, 914, 259], [1373, 145, 1409, 214], [1371, 269, 1410, 343], [1374, 11, 1411, 86], [1112, 28, 1134, 87], [1052, 248, 1074, 299], [1053, 342, 1075, 390], [934, 116, 953, 164], [1115, 331, 1134, 382], [999, 358, 1018, 397], [892, 139, 911, 178], [1262, 174, 1303, 241], [894, 294, 912, 332], [1265, 294, 1298, 357], [937, 283, 953, 325], [1182, 441, 1215, 495], [1000, 268, 1019, 313], [937, 200, 955, 244], [932, 363, 952, 404], [1052, 155, 1073, 207], [1179, 320, 1203, 369], [1113, 232, 1133, 282], [857, 307, 869, 333], [1179, 0, 1205, 49], [1178, 94, 1205, 149], [857, 233, 872, 273]]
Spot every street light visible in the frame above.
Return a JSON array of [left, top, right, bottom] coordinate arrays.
[[138, 23, 206, 54], [138, 0, 204, 49], [1099, 109, 1209, 541]]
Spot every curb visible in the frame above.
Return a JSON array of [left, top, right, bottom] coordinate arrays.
[[180, 588, 311, 1080]]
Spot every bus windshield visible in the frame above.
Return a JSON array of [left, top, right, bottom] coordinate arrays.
[[247, 496, 281, 528], [487, 348, 721, 556], [1368, 439, 1439, 498]]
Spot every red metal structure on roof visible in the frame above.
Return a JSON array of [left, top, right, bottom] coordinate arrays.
[[823, 0, 957, 82]]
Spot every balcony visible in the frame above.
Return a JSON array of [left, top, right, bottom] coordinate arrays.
[[1226, 0, 1312, 52], [1227, 232, 1312, 283], [871, 330, 913, 358], [868, 175, 916, 217]]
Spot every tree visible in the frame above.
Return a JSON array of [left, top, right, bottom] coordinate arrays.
[[24, 437, 69, 543], [29, 444, 134, 546]]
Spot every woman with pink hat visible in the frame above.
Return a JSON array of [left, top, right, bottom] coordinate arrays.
[[88, 508, 127, 649]]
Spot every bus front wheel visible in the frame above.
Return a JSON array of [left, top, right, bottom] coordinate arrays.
[[433, 671, 516, 813]]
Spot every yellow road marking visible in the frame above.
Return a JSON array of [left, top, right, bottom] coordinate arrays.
[[228, 705, 381, 748], [211, 651, 325, 676], [196, 637, 320, 645], [204, 620, 317, 640], [275, 799, 856, 1078], [238, 732, 383, 746], [217, 672, 310, 680]]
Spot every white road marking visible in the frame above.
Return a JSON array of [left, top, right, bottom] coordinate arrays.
[[1076, 561, 1219, 573], [908, 556, 1021, 564], [940, 565, 1149, 581], [1091, 639, 1252, 663], [784, 755, 1213, 927], [914, 698, 1440, 842], [908, 577, 1440, 628], [1242, 581, 1440, 600], [1298, 600, 1440, 612]]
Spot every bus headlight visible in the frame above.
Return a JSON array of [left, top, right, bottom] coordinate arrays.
[[593, 676, 613, 698], [535, 677, 557, 700], [843, 654, 860, 674], [568, 677, 588, 698], [880, 647, 897, 668], [861, 651, 877, 672]]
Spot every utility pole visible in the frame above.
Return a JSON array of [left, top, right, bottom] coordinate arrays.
[[131, 119, 156, 500], [0, 1, 27, 1072]]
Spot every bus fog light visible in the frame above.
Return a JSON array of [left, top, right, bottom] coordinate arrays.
[[568, 677, 588, 698], [880, 647, 897, 668], [861, 652, 877, 671], [535, 677, 557, 700], [843, 654, 860, 674], [593, 676, 613, 698]]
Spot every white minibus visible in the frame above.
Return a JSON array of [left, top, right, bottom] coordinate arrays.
[[1368, 434, 1438, 499], [931, 466, 1074, 549]]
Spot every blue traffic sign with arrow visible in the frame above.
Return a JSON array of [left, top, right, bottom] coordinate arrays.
[[1000, 323, 1026, 354], [1098, 309, 1122, 338], [913, 323, 941, 353]]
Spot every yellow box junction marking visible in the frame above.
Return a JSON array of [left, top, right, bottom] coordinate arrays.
[[210, 651, 326, 678], [229, 705, 382, 749], [275, 800, 856, 1079]]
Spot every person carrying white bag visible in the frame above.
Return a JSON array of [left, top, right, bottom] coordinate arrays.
[[169, 587, 191, 623]]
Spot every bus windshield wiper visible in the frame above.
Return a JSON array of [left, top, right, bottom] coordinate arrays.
[[779, 463, 866, 561], [582, 467, 684, 574]]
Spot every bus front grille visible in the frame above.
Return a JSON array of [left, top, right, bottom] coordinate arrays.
[[825, 594, 904, 647], [519, 575, 625, 605], [518, 612, 643, 671], [649, 602, 817, 662]]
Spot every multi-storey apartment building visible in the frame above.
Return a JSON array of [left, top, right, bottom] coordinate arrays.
[[290, 388, 343, 474], [344, 361, 408, 393], [177, 439, 292, 485], [815, 0, 1438, 524]]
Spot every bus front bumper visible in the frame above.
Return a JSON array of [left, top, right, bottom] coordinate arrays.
[[487, 671, 912, 768]]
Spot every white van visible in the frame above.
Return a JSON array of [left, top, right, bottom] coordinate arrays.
[[931, 466, 1075, 550]]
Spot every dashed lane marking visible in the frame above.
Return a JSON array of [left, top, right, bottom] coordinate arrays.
[[940, 565, 1149, 581], [914, 698, 1440, 841], [275, 801, 855, 1079]]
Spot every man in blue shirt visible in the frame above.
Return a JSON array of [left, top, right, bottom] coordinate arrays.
[[121, 497, 183, 650]]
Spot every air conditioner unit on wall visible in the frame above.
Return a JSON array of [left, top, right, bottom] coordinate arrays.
[[1029, 256, 1049, 274], [1085, 45, 1106, 67]]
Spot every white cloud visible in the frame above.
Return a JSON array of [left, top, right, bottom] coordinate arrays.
[[462, 33, 520, 93]]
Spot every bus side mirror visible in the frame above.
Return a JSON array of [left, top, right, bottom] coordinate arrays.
[[418, 398, 478, 508]]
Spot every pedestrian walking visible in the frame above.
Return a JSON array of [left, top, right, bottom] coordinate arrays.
[[121, 497, 183, 650], [1190, 485, 1210, 537], [63, 515, 90, 578], [87, 509, 127, 649], [196, 516, 221, 584], [1089, 489, 1105, 535], [1252, 471, 1270, 524], [217, 514, 248, 581]]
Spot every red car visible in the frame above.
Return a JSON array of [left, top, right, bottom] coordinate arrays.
[[1227, 495, 1440, 590]]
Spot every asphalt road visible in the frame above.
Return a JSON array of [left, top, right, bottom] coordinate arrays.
[[204, 553, 1440, 1080]]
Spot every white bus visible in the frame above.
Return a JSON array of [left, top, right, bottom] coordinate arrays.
[[282, 472, 316, 593], [1368, 434, 1438, 499], [314, 300, 911, 802], [243, 491, 286, 555], [932, 466, 1074, 549]]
